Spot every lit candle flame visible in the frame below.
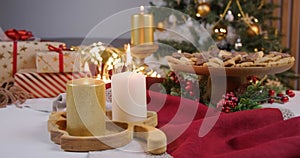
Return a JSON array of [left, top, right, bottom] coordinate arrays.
[[126, 44, 132, 66], [140, 6, 144, 13]]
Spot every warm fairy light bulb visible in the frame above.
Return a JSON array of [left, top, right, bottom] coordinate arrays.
[[150, 71, 157, 77], [220, 28, 227, 33], [96, 74, 101, 79]]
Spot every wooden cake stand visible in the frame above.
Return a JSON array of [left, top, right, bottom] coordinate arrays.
[[48, 111, 167, 155]]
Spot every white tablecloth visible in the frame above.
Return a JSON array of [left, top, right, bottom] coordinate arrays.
[[0, 105, 86, 158], [0, 98, 172, 158], [0, 91, 299, 158]]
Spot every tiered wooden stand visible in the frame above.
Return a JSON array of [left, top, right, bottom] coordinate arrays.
[[48, 111, 167, 155]]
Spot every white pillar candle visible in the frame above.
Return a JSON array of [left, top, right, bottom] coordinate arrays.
[[112, 71, 147, 122]]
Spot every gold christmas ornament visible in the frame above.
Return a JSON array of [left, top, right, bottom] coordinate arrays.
[[247, 23, 260, 37], [197, 2, 211, 17], [213, 24, 227, 40], [156, 22, 165, 31]]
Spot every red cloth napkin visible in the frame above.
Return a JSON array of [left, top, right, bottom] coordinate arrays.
[[147, 90, 300, 158]]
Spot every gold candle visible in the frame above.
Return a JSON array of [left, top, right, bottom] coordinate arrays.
[[66, 78, 106, 136], [131, 6, 154, 45]]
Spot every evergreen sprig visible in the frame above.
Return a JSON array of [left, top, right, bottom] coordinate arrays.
[[162, 72, 291, 113]]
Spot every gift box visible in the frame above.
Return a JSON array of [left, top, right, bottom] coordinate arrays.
[[36, 45, 83, 73], [0, 41, 65, 83], [14, 69, 90, 98], [0, 29, 65, 82]]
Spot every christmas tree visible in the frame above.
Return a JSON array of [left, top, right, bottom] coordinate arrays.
[[149, 0, 299, 88], [150, 0, 284, 53]]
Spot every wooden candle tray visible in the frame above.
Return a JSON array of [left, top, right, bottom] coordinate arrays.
[[48, 111, 167, 155]]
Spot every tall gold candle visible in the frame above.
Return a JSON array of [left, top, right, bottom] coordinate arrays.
[[66, 78, 106, 136], [131, 6, 154, 45]]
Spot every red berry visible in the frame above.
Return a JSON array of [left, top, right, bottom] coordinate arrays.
[[285, 89, 295, 98], [288, 92, 295, 98], [286, 89, 293, 95], [269, 90, 275, 96], [268, 98, 275, 104], [231, 97, 238, 102], [225, 96, 229, 100], [277, 93, 284, 97], [281, 96, 289, 103]]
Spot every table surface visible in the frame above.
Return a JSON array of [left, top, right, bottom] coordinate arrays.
[[0, 91, 299, 158]]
